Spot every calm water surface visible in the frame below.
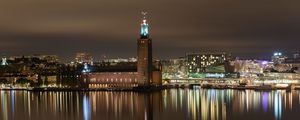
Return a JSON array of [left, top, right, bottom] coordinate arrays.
[[1, 88, 300, 120]]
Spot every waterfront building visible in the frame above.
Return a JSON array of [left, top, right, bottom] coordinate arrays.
[[82, 13, 162, 89], [273, 60, 300, 73], [231, 60, 270, 78], [0, 55, 62, 87], [161, 58, 187, 79], [186, 52, 232, 78], [268, 52, 300, 73]]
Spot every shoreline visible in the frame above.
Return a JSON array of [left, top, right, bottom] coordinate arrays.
[[0, 84, 299, 91], [0, 86, 169, 92]]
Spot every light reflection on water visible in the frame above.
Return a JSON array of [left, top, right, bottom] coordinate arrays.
[[0, 89, 300, 120], [83, 95, 90, 120]]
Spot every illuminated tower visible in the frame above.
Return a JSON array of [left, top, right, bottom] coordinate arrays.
[[137, 12, 152, 87]]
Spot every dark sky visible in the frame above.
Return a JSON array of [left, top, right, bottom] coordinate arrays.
[[0, 0, 300, 61]]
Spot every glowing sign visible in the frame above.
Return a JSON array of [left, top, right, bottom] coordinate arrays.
[[205, 73, 225, 78]]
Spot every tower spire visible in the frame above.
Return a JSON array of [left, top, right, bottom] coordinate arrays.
[[140, 11, 149, 39], [142, 11, 147, 19]]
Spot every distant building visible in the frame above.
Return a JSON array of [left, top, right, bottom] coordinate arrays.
[[231, 60, 270, 78], [75, 52, 93, 65], [39, 55, 59, 63], [0, 55, 60, 86], [161, 58, 187, 79], [271, 52, 287, 64]]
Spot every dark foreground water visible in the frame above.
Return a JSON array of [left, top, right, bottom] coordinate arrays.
[[1, 88, 300, 120]]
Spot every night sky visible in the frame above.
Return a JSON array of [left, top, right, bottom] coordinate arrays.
[[0, 0, 300, 61]]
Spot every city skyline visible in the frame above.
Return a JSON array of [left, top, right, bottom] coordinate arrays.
[[1, 1, 300, 119], [0, 0, 300, 61]]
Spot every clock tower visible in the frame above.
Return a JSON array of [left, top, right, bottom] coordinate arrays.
[[137, 12, 152, 86]]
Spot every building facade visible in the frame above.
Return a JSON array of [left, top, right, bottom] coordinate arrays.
[[161, 58, 187, 79], [186, 52, 229, 73], [87, 72, 139, 88]]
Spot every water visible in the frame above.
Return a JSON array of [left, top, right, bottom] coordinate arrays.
[[1, 89, 300, 120]]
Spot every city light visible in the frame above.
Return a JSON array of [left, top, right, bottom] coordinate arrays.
[[1, 58, 8, 66], [0, 0, 299, 119], [82, 63, 91, 73], [274, 52, 282, 56]]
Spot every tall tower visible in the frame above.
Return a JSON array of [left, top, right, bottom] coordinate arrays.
[[137, 12, 152, 87]]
